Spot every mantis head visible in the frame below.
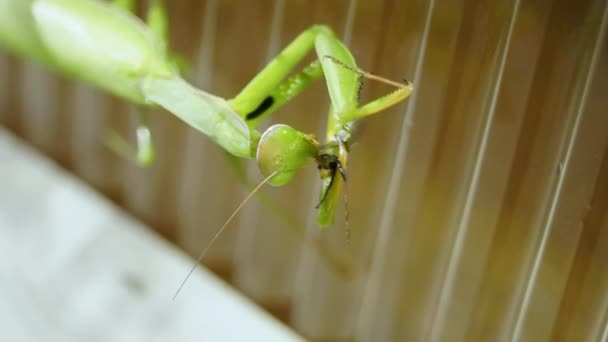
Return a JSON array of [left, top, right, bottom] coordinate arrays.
[[256, 124, 320, 186]]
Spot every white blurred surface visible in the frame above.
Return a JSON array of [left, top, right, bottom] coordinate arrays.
[[0, 128, 303, 342]]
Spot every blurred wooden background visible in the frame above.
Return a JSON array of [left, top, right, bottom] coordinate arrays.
[[1, 0, 607, 340]]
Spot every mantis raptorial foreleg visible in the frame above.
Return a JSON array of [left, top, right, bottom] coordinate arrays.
[[324, 55, 413, 121], [230, 25, 413, 226]]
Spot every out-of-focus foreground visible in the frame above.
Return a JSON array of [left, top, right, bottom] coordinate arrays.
[[0, 0, 607, 341], [0, 129, 303, 341]]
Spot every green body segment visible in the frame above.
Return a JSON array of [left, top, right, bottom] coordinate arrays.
[[317, 175, 343, 227], [141, 77, 257, 158], [31, 0, 173, 103], [314, 34, 359, 138], [315, 141, 348, 228], [0, 0, 172, 103]]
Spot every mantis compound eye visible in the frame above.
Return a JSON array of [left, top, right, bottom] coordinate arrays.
[[256, 124, 319, 186]]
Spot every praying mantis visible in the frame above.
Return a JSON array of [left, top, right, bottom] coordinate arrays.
[[0, 0, 413, 228]]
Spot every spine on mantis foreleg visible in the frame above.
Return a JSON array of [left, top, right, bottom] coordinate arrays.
[[0, 0, 257, 158]]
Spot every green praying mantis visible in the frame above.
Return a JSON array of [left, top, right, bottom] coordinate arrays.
[[0, 0, 412, 229]]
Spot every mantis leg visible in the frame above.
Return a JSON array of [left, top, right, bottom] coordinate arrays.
[[146, 0, 169, 53], [112, 0, 171, 47], [133, 108, 155, 165], [105, 107, 155, 167], [229, 25, 344, 125], [315, 42, 414, 136], [323, 56, 414, 122], [111, 0, 136, 13], [352, 84, 413, 120], [144, 0, 189, 75], [229, 24, 411, 134], [236, 60, 324, 128]]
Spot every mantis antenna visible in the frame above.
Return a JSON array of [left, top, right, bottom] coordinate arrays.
[[172, 171, 278, 300]]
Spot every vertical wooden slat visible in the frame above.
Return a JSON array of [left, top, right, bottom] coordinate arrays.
[[551, 42, 608, 342], [0, 56, 21, 134], [18, 64, 73, 169], [68, 84, 109, 189], [19, 63, 59, 156]]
